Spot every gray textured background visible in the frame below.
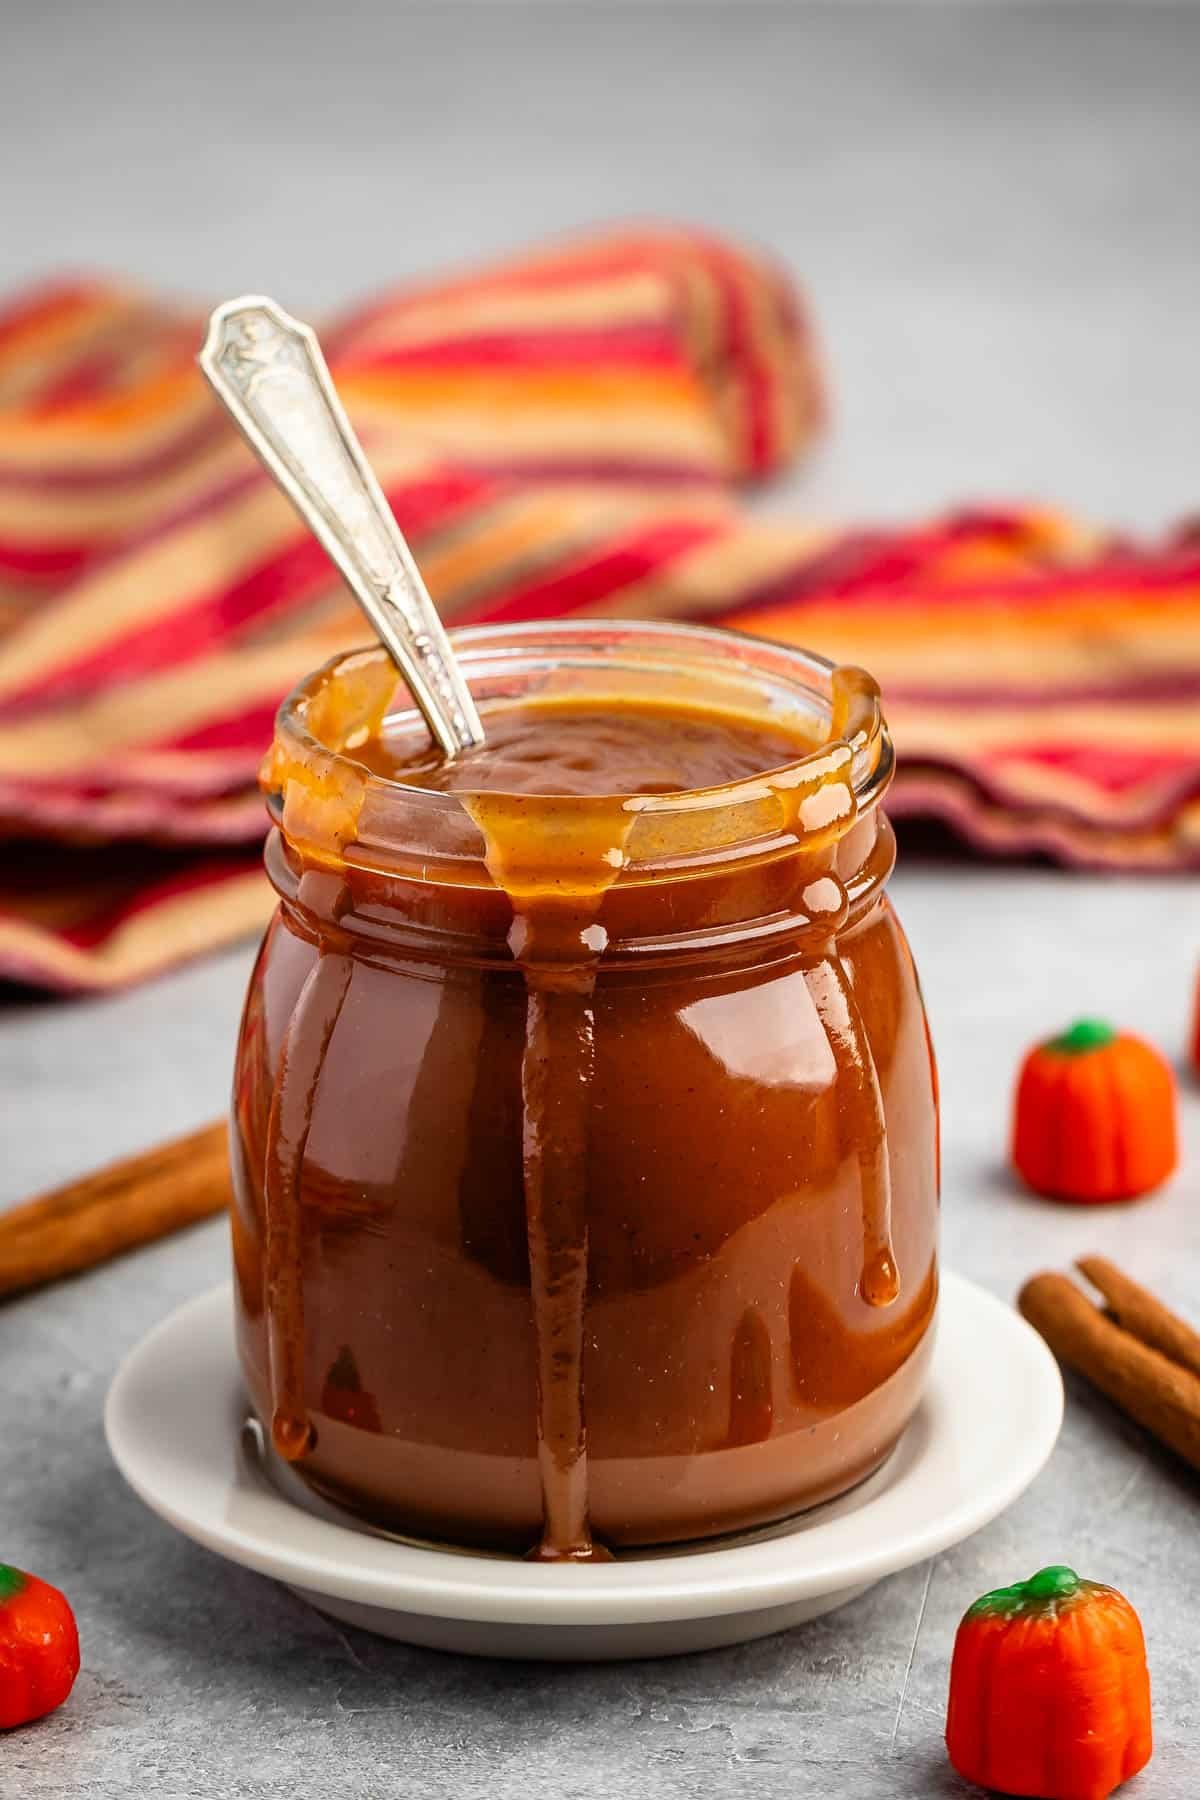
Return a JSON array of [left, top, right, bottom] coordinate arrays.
[[3, 4, 1199, 1797]]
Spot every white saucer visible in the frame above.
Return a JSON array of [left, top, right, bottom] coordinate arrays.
[[105, 1272, 1061, 1660]]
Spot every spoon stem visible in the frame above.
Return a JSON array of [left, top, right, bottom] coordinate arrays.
[[199, 295, 484, 758]]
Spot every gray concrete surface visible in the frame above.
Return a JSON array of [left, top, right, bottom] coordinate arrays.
[[3, 3, 1200, 1796]]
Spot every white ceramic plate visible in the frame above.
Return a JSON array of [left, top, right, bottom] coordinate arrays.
[[105, 1272, 1061, 1660]]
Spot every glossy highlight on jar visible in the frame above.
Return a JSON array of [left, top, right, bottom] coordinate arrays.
[[230, 620, 940, 1557]]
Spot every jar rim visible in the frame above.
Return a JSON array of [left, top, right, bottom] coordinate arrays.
[[264, 619, 894, 888], [274, 618, 890, 797]]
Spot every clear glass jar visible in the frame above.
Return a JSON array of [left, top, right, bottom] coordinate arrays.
[[230, 621, 939, 1553]]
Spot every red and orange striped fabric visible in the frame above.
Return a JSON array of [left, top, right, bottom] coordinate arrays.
[[1, 229, 1197, 992]]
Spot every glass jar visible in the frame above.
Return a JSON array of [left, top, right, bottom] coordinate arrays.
[[230, 620, 939, 1554]]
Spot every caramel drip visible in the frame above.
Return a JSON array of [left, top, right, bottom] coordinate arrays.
[[804, 954, 900, 1308], [263, 943, 354, 1461], [768, 716, 899, 1312], [519, 974, 599, 1559], [465, 795, 633, 1563]]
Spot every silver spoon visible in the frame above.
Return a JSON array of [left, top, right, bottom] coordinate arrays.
[[198, 295, 485, 759]]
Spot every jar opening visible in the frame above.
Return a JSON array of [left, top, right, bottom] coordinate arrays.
[[263, 620, 894, 892]]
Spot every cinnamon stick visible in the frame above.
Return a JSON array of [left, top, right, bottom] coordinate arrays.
[[1077, 1254, 1200, 1381], [1019, 1270, 1200, 1476], [0, 1120, 230, 1299]]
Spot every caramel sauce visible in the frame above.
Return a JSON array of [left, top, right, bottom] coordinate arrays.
[[247, 683, 926, 1556], [353, 696, 809, 797]]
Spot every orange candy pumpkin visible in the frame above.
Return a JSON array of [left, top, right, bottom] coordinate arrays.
[[1012, 1019, 1177, 1203], [0, 1564, 80, 1731], [946, 1565, 1152, 1800]]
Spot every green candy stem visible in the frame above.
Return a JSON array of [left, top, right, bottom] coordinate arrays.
[[1022, 1565, 1081, 1599], [968, 1565, 1082, 1618], [1048, 1019, 1116, 1056], [0, 1563, 27, 1602]]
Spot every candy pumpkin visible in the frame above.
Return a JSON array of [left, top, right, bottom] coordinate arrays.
[[0, 1563, 80, 1730], [1012, 1019, 1176, 1202], [946, 1565, 1151, 1800]]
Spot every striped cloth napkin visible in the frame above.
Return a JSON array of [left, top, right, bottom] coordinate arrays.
[[1, 229, 1197, 993]]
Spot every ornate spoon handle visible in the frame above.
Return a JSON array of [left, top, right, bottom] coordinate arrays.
[[199, 295, 484, 757]]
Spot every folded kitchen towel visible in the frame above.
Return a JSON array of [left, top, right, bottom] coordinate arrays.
[[0, 228, 1197, 992]]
